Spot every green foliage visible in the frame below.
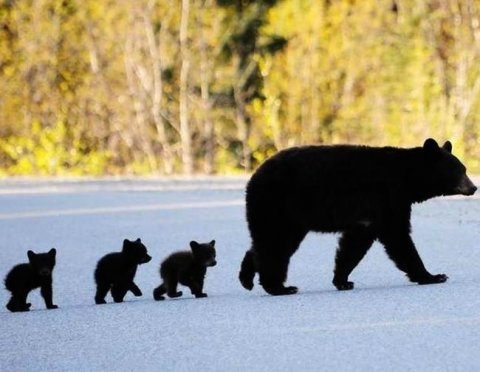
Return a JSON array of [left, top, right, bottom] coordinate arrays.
[[1, 0, 480, 175], [0, 121, 110, 175]]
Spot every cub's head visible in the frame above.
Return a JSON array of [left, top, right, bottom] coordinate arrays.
[[122, 238, 152, 265], [190, 240, 217, 267], [422, 138, 477, 197], [27, 248, 56, 277]]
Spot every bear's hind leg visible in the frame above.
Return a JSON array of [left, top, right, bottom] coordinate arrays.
[[257, 230, 306, 296], [164, 277, 182, 298], [239, 249, 256, 290], [95, 281, 110, 304], [153, 283, 166, 301], [259, 254, 296, 295], [333, 227, 376, 290], [6, 291, 30, 312]]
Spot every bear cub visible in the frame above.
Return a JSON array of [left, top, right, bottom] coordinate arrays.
[[153, 240, 216, 300], [5, 248, 58, 312], [94, 238, 151, 304]]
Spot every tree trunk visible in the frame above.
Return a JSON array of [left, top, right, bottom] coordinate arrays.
[[142, 3, 174, 174], [179, 0, 193, 175]]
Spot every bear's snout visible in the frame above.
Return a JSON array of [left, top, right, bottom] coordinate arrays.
[[39, 268, 51, 276], [141, 254, 152, 264], [455, 174, 477, 196]]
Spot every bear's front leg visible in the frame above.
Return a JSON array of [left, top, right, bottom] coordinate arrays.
[[416, 274, 449, 285], [378, 227, 448, 285], [188, 277, 208, 298], [41, 281, 58, 310], [129, 282, 142, 297], [111, 284, 128, 303]]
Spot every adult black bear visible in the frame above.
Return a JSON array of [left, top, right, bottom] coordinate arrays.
[[239, 139, 477, 295]]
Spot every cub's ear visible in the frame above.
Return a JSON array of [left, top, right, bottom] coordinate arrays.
[[135, 238, 141, 243], [423, 138, 439, 151], [49, 248, 56, 257], [122, 239, 133, 251], [190, 241, 200, 251], [27, 250, 36, 261], [209, 240, 216, 247], [442, 141, 452, 153]]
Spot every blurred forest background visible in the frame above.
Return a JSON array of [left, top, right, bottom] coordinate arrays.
[[1, 0, 480, 176]]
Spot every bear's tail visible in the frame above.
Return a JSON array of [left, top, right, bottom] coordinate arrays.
[[239, 249, 256, 291]]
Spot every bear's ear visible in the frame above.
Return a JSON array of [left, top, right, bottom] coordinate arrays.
[[49, 248, 56, 257], [209, 240, 216, 247], [122, 239, 133, 252], [27, 250, 36, 262], [135, 238, 141, 244], [423, 138, 439, 152], [190, 241, 200, 251], [442, 141, 452, 153]]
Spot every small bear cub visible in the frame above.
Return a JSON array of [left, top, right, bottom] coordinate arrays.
[[94, 238, 151, 304], [5, 248, 58, 312], [153, 240, 217, 300]]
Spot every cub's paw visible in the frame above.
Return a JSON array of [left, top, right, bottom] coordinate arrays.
[[95, 298, 107, 305], [134, 290, 143, 297], [153, 290, 165, 301], [417, 274, 448, 285], [333, 281, 354, 291], [195, 293, 208, 298], [47, 304, 58, 310], [285, 286, 298, 294], [240, 277, 254, 291], [20, 303, 32, 311]]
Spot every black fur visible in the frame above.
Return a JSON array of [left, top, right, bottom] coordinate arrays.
[[240, 139, 477, 295], [94, 238, 151, 304], [5, 248, 58, 312], [153, 240, 216, 300]]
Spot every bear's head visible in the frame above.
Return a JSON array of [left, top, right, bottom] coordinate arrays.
[[421, 138, 477, 198], [27, 248, 56, 277], [122, 238, 152, 265], [190, 240, 217, 267]]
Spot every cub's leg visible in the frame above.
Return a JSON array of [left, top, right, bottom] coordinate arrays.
[[153, 283, 166, 301], [129, 282, 142, 297], [41, 280, 58, 309], [164, 276, 182, 298], [95, 281, 110, 304], [188, 277, 207, 298], [111, 284, 129, 303]]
